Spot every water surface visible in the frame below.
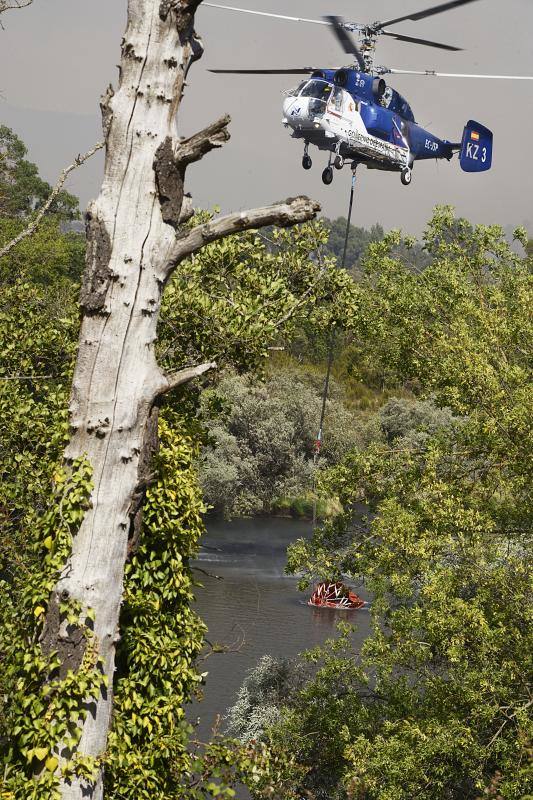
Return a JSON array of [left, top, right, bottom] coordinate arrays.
[[190, 517, 372, 740]]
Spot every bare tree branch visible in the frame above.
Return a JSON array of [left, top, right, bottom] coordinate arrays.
[[157, 360, 217, 397], [199, 624, 246, 662], [0, 141, 104, 260], [0, 0, 33, 30], [272, 280, 320, 329], [177, 114, 231, 166], [0, 0, 32, 15], [166, 195, 321, 273], [192, 566, 223, 580]]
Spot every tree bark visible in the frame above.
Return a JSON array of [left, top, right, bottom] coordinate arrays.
[[41, 2, 319, 798]]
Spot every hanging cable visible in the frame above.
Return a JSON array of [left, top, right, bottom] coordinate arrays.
[[312, 165, 358, 528]]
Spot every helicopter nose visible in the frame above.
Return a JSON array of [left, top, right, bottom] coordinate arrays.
[[282, 95, 304, 125], [282, 96, 294, 117]]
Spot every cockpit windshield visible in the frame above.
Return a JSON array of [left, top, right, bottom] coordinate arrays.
[[300, 79, 333, 100]]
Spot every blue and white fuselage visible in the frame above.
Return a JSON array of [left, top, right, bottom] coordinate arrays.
[[282, 69, 492, 185]]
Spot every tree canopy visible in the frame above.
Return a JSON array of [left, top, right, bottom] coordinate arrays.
[[322, 216, 384, 272], [230, 208, 533, 800], [198, 367, 366, 518], [0, 127, 78, 220]]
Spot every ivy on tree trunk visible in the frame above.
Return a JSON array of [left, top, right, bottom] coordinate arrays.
[[39, 1, 319, 798]]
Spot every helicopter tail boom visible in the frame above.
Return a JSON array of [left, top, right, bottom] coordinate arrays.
[[458, 120, 492, 172]]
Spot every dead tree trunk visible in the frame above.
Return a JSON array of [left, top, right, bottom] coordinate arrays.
[[40, 1, 319, 798]]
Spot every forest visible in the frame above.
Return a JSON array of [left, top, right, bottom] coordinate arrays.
[[1, 119, 531, 800], [0, 1, 532, 799]]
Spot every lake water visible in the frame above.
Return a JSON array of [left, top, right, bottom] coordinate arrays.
[[190, 517, 372, 741]]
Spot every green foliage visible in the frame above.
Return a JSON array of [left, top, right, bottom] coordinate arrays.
[[4, 173, 531, 800], [101, 220, 353, 793], [377, 396, 458, 449], [0, 139, 86, 716], [289, 217, 429, 377], [0, 141, 88, 601], [226, 655, 310, 743], [0, 126, 85, 287], [0, 269, 80, 782], [183, 734, 306, 800], [321, 215, 430, 276], [239, 208, 533, 800], [199, 368, 365, 518], [0, 126, 78, 219], [272, 492, 341, 521], [0, 275, 78, 561], [103, 411, 207, 798], [322, 217, 384, 273], [158, 218, 356, 375], [105, 415, 305, 798], [0, 215, 86, 285], [0, 457, 105, 800]]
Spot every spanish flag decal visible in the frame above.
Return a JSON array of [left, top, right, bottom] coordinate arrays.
[[471, 131, 480, 141]]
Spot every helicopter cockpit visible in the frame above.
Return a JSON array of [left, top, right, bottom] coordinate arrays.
[[288, 77, 415, 123], [281, 78, 336, 118]]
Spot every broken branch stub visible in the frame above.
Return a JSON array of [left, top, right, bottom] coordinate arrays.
[[159, 361, 218, 396], [177, 114, 231, 166], [153, 115, 231, 229]]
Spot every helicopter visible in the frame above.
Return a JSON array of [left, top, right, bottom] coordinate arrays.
[[204, 0, 533, 186]]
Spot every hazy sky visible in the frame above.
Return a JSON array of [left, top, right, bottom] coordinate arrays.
[[1, 0, 532, 234]]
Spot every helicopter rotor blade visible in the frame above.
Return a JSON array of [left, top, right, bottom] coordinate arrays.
[[209, 68, 316, 74], [381, 30, 461, 51], [386, 67, 533, 80], [323, 15, 365, 71], [202, 3, 331, 27], [378, 0, 481, 29]]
